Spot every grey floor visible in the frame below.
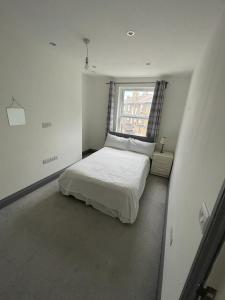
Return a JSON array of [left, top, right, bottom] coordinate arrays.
[[0, 175, 168, 300]]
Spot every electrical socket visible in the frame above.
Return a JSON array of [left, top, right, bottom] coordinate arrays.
[[42, 156, 58, 165], [42, 122, 52, 128]]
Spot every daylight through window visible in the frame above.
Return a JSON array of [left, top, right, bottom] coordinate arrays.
[[116, 87, 155, 137]]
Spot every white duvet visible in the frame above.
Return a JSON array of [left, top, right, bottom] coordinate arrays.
[[58, 147, 150, 223]]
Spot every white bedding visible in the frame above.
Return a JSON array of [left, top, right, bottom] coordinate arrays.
[[58, 147, 150, 223]]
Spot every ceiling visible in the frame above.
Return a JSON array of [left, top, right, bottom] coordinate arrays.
[[1, 0, 224, 77]]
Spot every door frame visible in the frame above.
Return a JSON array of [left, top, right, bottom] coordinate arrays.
[[180, 179, 225, 299]]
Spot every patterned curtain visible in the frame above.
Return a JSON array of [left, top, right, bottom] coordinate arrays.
[[147, 80, 168, 141], [106, 80, 116, 135]]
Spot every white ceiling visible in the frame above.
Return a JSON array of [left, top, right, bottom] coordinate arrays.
[[1, 0, 224, 77]]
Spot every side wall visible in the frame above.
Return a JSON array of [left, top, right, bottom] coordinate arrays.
[[158, 74, 191, 152], [82, 75, 111, 150], [82, 74, 191, 152], [0, 30, 82, 200], [82, 74, 90, 151], [161, 10, 225, 300]]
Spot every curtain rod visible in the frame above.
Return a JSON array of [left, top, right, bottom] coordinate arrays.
[[106, 81, 157, 85]]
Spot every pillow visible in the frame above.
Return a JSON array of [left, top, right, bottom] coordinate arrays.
[[104, 133, 129, 150], [128, 138, 155, 157]]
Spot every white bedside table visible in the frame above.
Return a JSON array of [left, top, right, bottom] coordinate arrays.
[[151, 151, 174, 178]]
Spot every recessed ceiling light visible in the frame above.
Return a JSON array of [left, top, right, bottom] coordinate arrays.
[[92, 65, 97, 69], [126, 30, 135, 37], [146, 62, 151, 66], [49, 42, 57, 46]]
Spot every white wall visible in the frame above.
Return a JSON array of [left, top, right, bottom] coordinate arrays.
[[82, 75, 90, 151], [158, 74, 191, 152], [162, 9, 225, 300], [82, 74, 111, 150], [0, 29, 82, 200]]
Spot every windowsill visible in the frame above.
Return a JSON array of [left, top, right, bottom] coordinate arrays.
[[109, 131, 154, 143]]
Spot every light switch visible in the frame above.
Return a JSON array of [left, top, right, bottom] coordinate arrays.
[[199, 202, 210, 234]]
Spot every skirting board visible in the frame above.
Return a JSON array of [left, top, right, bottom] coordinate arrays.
[[156, 179, 170, 300], [0, 151, 97, 210], [82, 148, 97, 158], [0, 166, 70, 210]]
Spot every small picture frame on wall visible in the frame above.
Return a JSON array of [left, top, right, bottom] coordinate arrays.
[[6, 97, 26, 126]]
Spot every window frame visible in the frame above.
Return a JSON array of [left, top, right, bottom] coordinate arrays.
[[115, 85, 155, 138]]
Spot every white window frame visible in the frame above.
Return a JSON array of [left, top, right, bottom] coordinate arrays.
[[115, 85, 155, 137]]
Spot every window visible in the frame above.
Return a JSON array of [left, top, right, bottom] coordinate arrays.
[[116, 87, 155, 137]]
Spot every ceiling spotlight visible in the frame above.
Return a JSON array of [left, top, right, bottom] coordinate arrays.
[[83, 38, 90, 70], [49, 42, 57, 46], [126, 30, 135, 37], [146, 62, 151, 66]]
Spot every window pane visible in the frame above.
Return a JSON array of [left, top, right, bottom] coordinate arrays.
[[119, 116, 149, 136], [118, 89, 154, 137]]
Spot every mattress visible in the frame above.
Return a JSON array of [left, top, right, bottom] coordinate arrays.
[[58, 147, 150, 223]]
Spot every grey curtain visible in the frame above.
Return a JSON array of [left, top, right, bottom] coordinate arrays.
[[147, 80, 167, 141], [106, 80, 116, 135]]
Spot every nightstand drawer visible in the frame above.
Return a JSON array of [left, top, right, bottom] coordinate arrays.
[[152, 159, 173, 169], [153, 155, 173, 164], [151, 151, 174, 178], [151, 164, 171, 177]]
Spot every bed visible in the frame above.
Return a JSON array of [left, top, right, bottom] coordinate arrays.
[[59, 134, 155, 223]]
